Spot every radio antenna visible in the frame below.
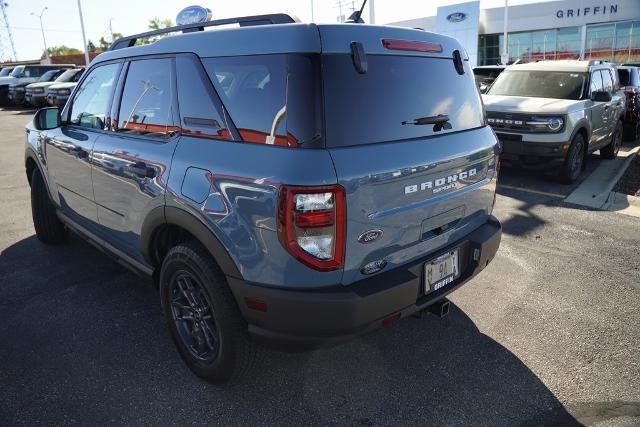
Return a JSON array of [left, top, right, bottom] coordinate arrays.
[[345, 0, 367, 23]]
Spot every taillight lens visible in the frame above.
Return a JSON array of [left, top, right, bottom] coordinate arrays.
[[278, 185, 346, 271]]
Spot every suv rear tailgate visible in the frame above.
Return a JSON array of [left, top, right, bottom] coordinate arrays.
[[329, 126, 498, 285]]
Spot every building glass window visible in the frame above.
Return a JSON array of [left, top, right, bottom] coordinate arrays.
[[556, 27, 581, 59], [531, 30, 557, 61], [614, 21, 640, 64], [586, 24, 615, 61]]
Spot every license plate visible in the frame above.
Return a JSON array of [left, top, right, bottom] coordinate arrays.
[[425, 248, 459, 292]]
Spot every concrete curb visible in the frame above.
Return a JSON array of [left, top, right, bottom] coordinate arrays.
[[564, 143, 640, 213]]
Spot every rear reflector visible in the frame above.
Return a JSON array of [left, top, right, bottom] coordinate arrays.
[[381, 312, 401, 327], [382, 39, 443, 53], [245, 298, 268, 312]]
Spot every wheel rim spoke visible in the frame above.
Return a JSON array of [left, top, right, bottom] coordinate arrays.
[[169, 272, 220, 362]]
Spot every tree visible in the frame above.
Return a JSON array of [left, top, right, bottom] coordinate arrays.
[[87, 40, 96, 52], [135, 18, 174, 45], [148, 18, 173, 31], [98, 32, 123, 51], [43, 45, 82, 58]]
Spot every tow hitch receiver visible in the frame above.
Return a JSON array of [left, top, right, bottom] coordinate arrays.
[[414, 298, 451, 319]]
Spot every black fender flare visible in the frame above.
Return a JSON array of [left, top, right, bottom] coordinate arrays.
[[140, 206, 242, 279]]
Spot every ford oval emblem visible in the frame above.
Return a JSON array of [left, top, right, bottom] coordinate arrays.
[[446, 12, 467, 23], [358, 229, 383, 244], [176, 5, 213, 26]]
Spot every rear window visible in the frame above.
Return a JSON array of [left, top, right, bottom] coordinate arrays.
[[322, 55, 484, 147], [202, 54, 321, 147]]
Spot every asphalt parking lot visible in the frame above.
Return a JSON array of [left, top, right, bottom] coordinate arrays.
[[1, 108, 639, 425]]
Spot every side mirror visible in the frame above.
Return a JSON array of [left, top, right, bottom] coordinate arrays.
[[33, 107, 61, 131], [591, 90, 612, 102]]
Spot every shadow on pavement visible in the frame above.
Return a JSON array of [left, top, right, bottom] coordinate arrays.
[[0, 235, 577, 425]]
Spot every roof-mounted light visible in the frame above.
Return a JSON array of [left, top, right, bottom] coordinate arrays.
[[382, 39, 443, 53]]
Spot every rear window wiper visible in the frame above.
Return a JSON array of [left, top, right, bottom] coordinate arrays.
[[402, 114, 452, 131], [402, 114, 450, 126]]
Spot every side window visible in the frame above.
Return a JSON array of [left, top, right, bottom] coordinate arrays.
[[175, 56, 231, 140], [601, 69, 614, 93], [69, 63, 120, 130], [201, 55, 321, 147], [116, 58, 174, 138], [202, 55, 288, 146], [590, 70, 603, 94]]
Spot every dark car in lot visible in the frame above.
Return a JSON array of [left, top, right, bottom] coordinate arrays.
[[617, 66, 640, 141], [25, 14, 501, 383], [473, 65, 507, 93]]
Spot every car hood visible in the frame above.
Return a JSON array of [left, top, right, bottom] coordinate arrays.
[[482, 95, 582, 114], [49, 82, 77, 90], [0, 76, 16, 86], [27, 82, 56, 89]]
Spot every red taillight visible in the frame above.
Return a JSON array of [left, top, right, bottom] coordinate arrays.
[[278, 185, 346, 271], [382, 39, 442, 53]]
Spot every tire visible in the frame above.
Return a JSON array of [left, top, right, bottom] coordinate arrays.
[[159, 241, 263, 383], [30, 167, 68, 244], [601, 121, 623, 159], [559, 133, 586, 184]]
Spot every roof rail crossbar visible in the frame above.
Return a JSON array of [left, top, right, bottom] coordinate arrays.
[[108, 13, 296, 51]]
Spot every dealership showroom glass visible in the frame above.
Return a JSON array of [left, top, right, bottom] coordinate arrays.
[[391, 0, 640, 66]]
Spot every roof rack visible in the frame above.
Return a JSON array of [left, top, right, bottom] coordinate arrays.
[[109, 13, 297, 51]]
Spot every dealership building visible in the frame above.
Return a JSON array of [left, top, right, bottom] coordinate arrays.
[[390, 0, 640, 66]]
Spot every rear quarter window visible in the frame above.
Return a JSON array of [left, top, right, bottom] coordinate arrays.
[[202, 54, 321, 148], [322, 55, 484, 147]]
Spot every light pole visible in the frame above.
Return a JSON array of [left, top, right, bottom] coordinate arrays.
[[31, 6, 48, 61], [76, 0, 90, 65]]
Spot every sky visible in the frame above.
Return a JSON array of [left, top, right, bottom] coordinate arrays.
[[0, 0, 551, 61]]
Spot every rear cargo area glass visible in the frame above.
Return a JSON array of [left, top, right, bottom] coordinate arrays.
[[322, 55, 484, 147]]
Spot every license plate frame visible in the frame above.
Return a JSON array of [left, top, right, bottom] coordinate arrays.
[[425, 248, 460, 293]]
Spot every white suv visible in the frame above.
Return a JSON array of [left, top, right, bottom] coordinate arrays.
[[483, 60, 625, 183]]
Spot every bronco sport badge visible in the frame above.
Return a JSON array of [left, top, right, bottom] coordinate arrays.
[[404, 168, 477, 195]]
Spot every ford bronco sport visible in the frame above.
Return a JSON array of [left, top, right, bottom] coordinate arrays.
[[25, 14, 501, 382], [483, 60, 626, 183]]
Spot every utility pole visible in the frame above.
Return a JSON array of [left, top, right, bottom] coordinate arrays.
[[0, 1, 17, 61], [109, 18, 114, 41], [368, 0, 375, 24], [76, 0, 90, 65], [310, 0, 314, 22], [31, 7, 48, 62]]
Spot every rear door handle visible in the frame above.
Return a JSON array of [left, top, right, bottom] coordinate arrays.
[[124, 162, 156, 178]]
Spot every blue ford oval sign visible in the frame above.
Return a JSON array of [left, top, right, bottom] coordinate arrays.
[[176, 5, 213, 26], [446, 12, 467, 23]]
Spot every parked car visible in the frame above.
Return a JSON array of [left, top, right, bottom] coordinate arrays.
[[0, 66, 15, 104], [473, 65, 507, 93], [9, 69, 66, 105], [7, 65, 73, 105], [26, 68, 84, 107], [47, 80, 80, 107], [483, 60, 625, 183], [25, 14, 501, 382], [616, 66, 640, 141]]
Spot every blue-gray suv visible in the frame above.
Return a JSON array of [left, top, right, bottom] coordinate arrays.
[[25, 14, 501, 382]]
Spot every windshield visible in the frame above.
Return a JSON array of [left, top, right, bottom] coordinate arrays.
[[0, 68, 13, 77], [322, 54, 484, 147], [38, 70, 61, 82], [10, 66, 24, 77], [488, 70, 587, 100], [56, 69, 79, 82]]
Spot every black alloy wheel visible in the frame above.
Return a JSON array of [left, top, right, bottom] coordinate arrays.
[[169, 271, 220, 362]]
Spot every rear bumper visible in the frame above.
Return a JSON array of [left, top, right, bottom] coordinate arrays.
[[229, 216, 501, 349]]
